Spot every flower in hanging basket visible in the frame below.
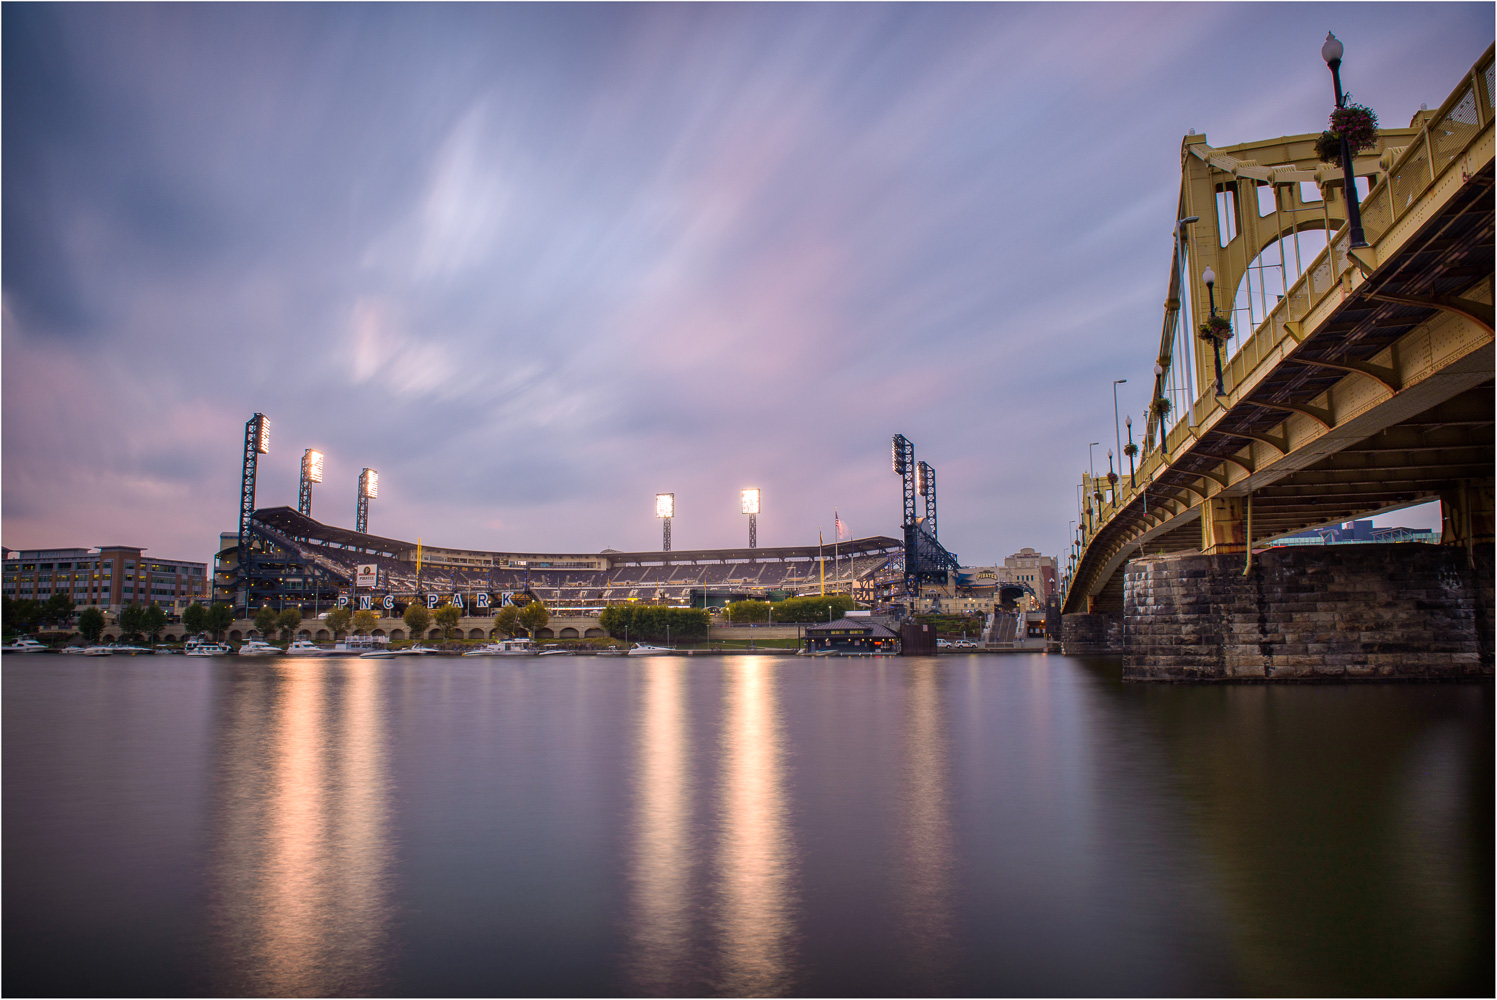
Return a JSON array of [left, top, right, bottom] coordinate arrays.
[[1149, 397, 1172, 418], [1106, 471, 1118, 487], [1315, 102, 1379, 166], [1123, 442, 1139, 459], [1197, 314, 1232, 343]]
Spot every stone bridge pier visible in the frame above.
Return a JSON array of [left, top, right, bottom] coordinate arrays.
[[1120, 542, 1494, 681]]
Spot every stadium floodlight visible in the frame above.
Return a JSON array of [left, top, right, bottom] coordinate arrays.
[[255, 414, 270, 455], [302, 449, 324, 483], [741, 488, 760, 548], [656, 492, 674, 551], [360, 468, 379, 499]]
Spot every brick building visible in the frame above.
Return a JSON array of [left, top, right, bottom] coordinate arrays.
[[2, 546, 209, 613]]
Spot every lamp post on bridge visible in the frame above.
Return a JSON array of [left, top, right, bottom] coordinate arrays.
[[1203, 267, 1226, 397], [1111, 379, 1126, 479], [1322, 32, 1368, 249], [1124, 415, 1137, 487]]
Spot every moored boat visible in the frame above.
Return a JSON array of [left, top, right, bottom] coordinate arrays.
[[4, 637, 48, 653], [237, 639, 283, 657], [626, 643, 675, 656], [284, 640, 329, 657], [462, 638, 539, 657], [185, 637, 233, 656]]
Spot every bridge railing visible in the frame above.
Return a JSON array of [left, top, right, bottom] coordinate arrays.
[[1081, 44, 1493, 544]]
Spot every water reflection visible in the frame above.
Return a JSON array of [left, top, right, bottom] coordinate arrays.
[[207, 661, 392, 995], [625, 660, 694, 994], [714, 658, 795, 994], [898, 662, 955, 983]]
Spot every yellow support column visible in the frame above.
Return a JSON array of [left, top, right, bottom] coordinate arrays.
[[1201, 496, 1248, 554]]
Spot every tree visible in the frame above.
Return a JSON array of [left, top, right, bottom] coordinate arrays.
[[598, 604, 707, 642], [518, 601, 549, 639], [352, 609, 380, 635], [43, 592, 76, 629], [181, 602, 207, 636], [492, 605, 521, 638], [276, 608, 303, 642], [324, 606, 352, 636], [403, 603, 431, 642], [433, 604, 461, 642], [253, 604, 279, 638], [725, 599, 770, 623], [78, 607, 106, 644], [206, 603, 236, 640], [143, 605, 169, 642], [3, 597, 43, 635], [771, 594, 856, 623]]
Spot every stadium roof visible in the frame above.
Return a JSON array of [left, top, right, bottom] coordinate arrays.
[[246, 506, 901, 566]]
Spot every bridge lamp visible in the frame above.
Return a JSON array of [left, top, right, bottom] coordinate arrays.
[[656, 492, 674, 551], [741, 488, 760, 548], [1322, 32, 1368, 248], [1112, 378, 1127, 478], [1203, 267, 1227, 397], [1125, 415, 1137, 487]]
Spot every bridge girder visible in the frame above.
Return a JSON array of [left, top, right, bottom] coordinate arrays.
[[1067, 45, 1495, 613]]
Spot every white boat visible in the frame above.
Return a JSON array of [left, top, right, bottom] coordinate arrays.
[[83, 646, 113, 656], [4, 637, 48, 653], [332, 635, 388, 654], [359, 649, 398, 658], [627, 643, 675, 656], [538, 648, 572, 657], [284, 640, 329, 657], [60, 646, 90, 655], [104, 643, 154, 655], [237, 639, 283, 657], [185, 638, 233, 656], [401, 645, 440, 656], [462, 638, 539, 657]]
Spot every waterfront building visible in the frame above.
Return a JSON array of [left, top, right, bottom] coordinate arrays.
[[803, 614, 900, 654], [2, 545, 209, 613], [1266, 519, 1439, 547]]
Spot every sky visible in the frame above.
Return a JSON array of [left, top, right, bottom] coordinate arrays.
[[3, 3, 1489, 568]]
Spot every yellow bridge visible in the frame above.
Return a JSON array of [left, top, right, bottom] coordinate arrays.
[[1064, 44, 1493, 624]]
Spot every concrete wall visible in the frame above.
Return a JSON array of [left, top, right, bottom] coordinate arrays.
[[1123, 543, 1494, 681]]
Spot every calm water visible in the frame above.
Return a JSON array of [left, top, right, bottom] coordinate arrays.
[[4, 654, 1491, 997]]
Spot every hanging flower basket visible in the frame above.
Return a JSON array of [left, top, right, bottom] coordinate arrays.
[[1198, 314, 1232, 343], [1315, 102, 1379, 166], [1123, 442, 1139, 459], [1149, 397, 1172, 419]]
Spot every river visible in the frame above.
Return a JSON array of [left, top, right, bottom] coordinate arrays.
[[4, 653, 1490, 996]]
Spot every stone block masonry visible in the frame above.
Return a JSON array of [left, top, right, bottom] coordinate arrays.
[[1123, 543, 1494, 681], [1061, 612, 1122, 655]]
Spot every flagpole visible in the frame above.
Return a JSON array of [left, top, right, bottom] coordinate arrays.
[[819, 528, 825, 596], [834, 509, 840, 596]]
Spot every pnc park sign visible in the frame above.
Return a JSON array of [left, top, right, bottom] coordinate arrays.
[[336, 591, 519, 612]]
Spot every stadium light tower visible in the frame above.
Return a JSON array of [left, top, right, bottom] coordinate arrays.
[[237, 413, 269, 610], [741, 488, 760, 548], [357, 468, 378, 533], [656, 493, 674, 551], [298, 449, 324, 518]]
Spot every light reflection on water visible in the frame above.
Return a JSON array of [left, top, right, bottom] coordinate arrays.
[[3, 653, 1491, 996]]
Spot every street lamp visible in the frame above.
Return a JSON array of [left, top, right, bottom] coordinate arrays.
[[1203, 267, 1226, 397], [1322, 32, 1368, 248], [1124, 415, 1136, 486], [1111, 379, 1126, 476]]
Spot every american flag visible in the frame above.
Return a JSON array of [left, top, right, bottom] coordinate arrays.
[[835, 510, 849, 541]]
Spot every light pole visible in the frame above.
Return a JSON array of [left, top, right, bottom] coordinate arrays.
[[1088, 442, 1100, 483], [1322, 32, 1368, 249], [1124, 415, 1137, 486], [1203, 267, 1226, 397], [1111, 379, 1126, 474]]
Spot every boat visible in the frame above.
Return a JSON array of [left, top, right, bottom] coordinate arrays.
[[185, 637, 233, 656], [83, 646, 113, 656], [401, 645, 440, 656], [331, 635, 388, 654], [538, 648, 572, 657], [284, 640, 329, 657], [4, 637, 48, 653], [60, 646, 90, 655], [103, 643, 154, 655], [359, 649, 398, 658], [626, 643, 675, 656], [236, 639, 283, 657], [462, 638, 539, 657]]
